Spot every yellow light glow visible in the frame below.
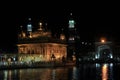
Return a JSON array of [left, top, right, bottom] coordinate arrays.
[[102, 64, 108, 80], [39, 22, 42, 26], [100, 37, 106, 43], [101, 39, 105, 43]]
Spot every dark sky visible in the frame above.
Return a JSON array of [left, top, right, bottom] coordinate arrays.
[[0, 1, 119, 52]]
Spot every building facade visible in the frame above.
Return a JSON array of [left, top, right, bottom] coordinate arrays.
[[17, 19, 67, 63]]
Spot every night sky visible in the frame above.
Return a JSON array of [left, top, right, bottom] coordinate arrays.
[[0, 1, 119, 53]]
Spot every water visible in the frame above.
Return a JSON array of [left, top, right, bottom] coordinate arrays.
[[0, 63, 120, 80]]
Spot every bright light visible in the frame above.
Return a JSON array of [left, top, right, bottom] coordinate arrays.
[[69, 20, 75, 28], [95, 55, 98, 59], [110, 54, 113, 59], [100, 37, 106, 43], [95, 54, 100, 59], [27, 24, 32, 31], [39, 22, 42, 26], [101, 39, 105, 43]]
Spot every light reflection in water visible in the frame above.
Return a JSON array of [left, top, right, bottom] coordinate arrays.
[[52, 69, 56, 80], [109, 63, 113, 80], [0, 63, 115, 80], [3, 70, 17, 80], [102, 64, 108, 80], [72, 66, 78, 80], [4, 70, 8, 80], [96, 63, 114, 80]]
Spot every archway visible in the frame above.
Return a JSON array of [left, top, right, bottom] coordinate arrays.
[[95, 44, 113, 60]]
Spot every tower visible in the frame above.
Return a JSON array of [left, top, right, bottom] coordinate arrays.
[[68, 13, 76, 43], [67, 13, 77, 59], [27, 18, 32, 38]]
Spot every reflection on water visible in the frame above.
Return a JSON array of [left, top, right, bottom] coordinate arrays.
[[0, 63, 119, 80], [96, 63, 114, 80], [102, 64, 108, 80], [0, 69, 19, 80]]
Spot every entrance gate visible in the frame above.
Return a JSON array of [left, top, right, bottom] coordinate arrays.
[[95, 41, 113, 60]]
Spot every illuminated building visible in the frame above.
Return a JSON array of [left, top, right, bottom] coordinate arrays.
[[67, 13, 79, 59], [95, 39, 113, 61], [17, 18, 67, 62]]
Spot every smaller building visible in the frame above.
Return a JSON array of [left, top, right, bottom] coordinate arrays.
[[95, 40, 113, 61]]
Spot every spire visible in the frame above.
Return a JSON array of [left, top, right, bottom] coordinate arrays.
[[60, 28, 66, 40], [69, 12, 73, 20], [38, 22, 45, 35], [38, 22, 43, 31], [68, 12, 75, 28], [27, 17, 32, 32], [19, 25, 26, 38], [27, 17, 32, 38]]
